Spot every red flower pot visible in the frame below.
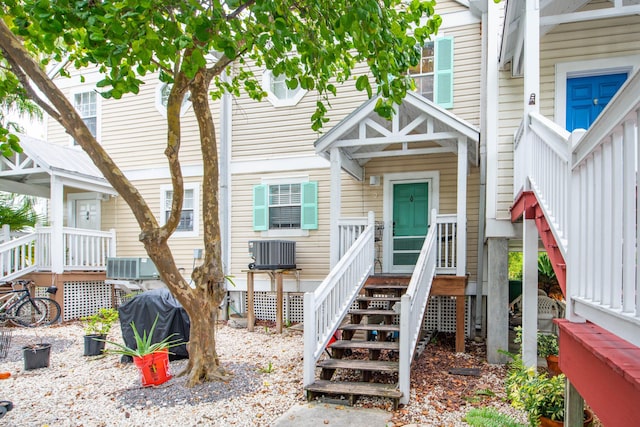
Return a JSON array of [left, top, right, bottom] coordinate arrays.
[[133, 349, 172, 387]]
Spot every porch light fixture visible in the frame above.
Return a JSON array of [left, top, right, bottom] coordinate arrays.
[[369, 176, 380, 186]]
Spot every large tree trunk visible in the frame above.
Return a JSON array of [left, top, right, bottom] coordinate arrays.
[[0, 21, 230, 387]]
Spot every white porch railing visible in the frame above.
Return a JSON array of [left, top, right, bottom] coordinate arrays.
[[399, 209, 438, 404], [0, 226, 116, 281], [514, 112, 571, 256], [303, 212, 376, 387], [435, 214, 457, 274], [0, 232, 37, 282], [338, 215, 458, 275], [337, 217, 369, 259], [567, 70, 640, 348]]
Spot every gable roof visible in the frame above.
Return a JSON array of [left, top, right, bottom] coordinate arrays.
[[0, 134, 114, 198], [314, 91, 480, 180]]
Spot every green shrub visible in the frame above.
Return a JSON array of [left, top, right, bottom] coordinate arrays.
[[464, 407, 526, 427]]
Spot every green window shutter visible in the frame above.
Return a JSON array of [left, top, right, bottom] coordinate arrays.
[[434, 36, 454, 108], [253, 184, 268, 231], [300, 181, 318, 230]]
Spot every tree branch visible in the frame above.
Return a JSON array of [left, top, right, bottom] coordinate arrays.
[[226, 0, 256, 20]]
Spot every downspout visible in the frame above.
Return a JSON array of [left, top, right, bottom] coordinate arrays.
[[219, 68, 232, 320], [474, 4, 489, 336]]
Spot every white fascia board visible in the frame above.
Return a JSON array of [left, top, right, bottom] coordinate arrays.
[[122, 156, 330, 182], [231, 155, 329, 175]]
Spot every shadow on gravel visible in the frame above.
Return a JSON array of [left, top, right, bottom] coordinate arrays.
[[115, 361, 262, 408]]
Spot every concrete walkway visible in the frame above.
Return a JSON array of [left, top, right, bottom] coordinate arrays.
[[273, 402, 393, 427]]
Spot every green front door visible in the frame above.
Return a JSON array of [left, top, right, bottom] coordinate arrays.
[[392, 182, 429, 271]]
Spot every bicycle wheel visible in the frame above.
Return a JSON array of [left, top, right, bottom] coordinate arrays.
[[12, 298, 61, 327]]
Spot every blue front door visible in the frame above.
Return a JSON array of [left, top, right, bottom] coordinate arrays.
[[566, 73, 627, 131]]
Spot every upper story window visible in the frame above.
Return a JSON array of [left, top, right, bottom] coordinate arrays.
[[73, 91, 98, 143], [156, 83, 192, 117], [160, 183, 199, 237], [408, 37, 454, 109], [253, 180, 318, 235], [262, 70, 306, 107], [409, 42, 435, 100]]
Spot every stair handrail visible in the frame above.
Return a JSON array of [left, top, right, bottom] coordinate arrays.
[[514, 111, 571, 257], [0, 231, 38, 282], [398, 208, 438, 404], [303, 211, 375, 387]]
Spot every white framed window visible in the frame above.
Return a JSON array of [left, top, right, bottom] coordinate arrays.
[[262, 70, 306, 107], [72, 90, 99, 144], [407, 37, 454, 108], [253, 177, 318, 237], [408, 42, 435, 100], [268, 183, 301, 229], [160, 183, 199, 237], [155, 83, 192, 117]]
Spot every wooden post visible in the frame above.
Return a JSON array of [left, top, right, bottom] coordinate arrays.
[[247, 271, 255, 332], [456, 295, 465, 353], [276, 271, 283, 333]]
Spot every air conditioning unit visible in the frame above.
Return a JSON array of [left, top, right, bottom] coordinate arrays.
[[248, 240, 296, 270], [106, 257, 159, 280]]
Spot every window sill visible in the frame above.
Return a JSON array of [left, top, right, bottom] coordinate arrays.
[[261, 229, 309, 238]]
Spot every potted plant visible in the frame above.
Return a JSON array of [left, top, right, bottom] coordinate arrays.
[[537, 332, 560, 376], [514, 327, 561, 375], [505, 352, 593, 427], [22, 339, 51, 371], [103, 314, 184, 387], [82, 308, 119, 356]]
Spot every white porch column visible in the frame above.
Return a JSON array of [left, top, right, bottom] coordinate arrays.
[[456, 137, 467, 276], [50, 175, 64, 273], [523, 0, 540, 116], [329, 147, 342, 268], [522, 217, 539, 369]]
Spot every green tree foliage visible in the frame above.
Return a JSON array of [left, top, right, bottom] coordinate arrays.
[[0, 0, 441, 385], [0, 193, 39, 231]]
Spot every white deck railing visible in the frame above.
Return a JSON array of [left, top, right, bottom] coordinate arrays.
[[0, 232, 38, 282], [0, 226, 116, 281], [303, 212, 376, 386], [567, 70, 640, 348], [514, 112, 571, 256], [338, 215, 457, 275], [337, 217, 369, 259], [435, 214, 457, 274], [398, 209, 438, 404]]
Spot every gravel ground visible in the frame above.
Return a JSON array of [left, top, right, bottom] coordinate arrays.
[[0, 321, 526, 426]]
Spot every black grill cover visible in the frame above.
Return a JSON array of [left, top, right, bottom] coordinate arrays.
[[117, 288, 190, 363]]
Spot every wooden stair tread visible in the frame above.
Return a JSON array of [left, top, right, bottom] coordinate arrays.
[[355, 296, 401, 302], [339, 324, 400, 332], [349, 309, 398, 316], [305, 380, 402, 398], [364, 284, 408, 290], [317, 358, 399, 372], [330, 340, 399, 351]]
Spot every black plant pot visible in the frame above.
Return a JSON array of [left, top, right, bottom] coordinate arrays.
[[83, 334, 106, 356], [22, 343, 51, 370]]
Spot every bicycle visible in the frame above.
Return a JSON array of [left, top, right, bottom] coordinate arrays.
[[0, 280, 61, 327]]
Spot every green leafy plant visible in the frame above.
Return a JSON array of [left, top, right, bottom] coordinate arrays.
[[503, 351, 567, 426], [536, 333, 559, 358], [464, 407, 526, 427], [82, 308, 119, 336], [513, 327, 558, 358], [258, 361, 274, 374], [103, 314, 184, 358]]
